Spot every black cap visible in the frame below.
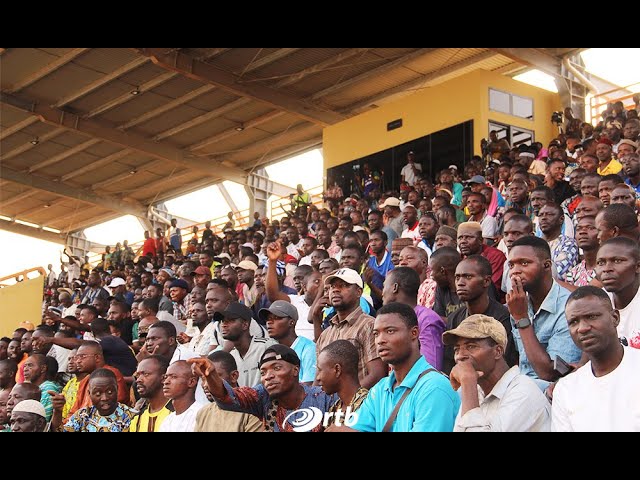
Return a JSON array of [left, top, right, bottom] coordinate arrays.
[[215, 302, 253, 323], [258, 344, 300, 368]]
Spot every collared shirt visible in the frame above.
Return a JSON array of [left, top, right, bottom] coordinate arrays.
[[387, 215, 404, 237], [367, 252, 394, 292], [547, 235, 579, 281], [327, 387, 369, 426], [195, 402, 263, 432], [528, 159, 547, 176], [417, 276, 437, 309], [565, 259, 596, 287], [625, 177, 640, 195], [597, 158, 623, 176], [511, 281, 582, 391], [291, 336, 317, 383], [352, 356, 460, 432], [63, 404, 136, 432], [414, 306, 445, 371], [216, 382, 337, 432], [230, 336, 277, 387], [185, 321, 217, 356], [39, 380, 62, 422], [316, 307, 378, 384], [454, 366, 551, 432], [401, 222, 421, 244], [62, 376, 81, 420]]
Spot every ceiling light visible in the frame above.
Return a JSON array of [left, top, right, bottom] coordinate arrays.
[[129, 169, 137, 175], [235, 124, 245, 132], [43, 203, 51, 208], [30, 137, 39, 145], [131, 87, 141, 95]]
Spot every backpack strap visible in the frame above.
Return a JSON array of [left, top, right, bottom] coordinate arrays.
[[382, 368, 438, 433]]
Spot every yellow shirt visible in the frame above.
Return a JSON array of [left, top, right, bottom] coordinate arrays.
[[597, 159, 623, 176], [62, 376, 80, 420], [129, 404, 173, 432]]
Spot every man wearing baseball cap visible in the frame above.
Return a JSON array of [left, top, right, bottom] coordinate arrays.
[[189, 344, 336, 432], [236, 260, 259, 308], [315, 269, 386, 389], [259, 301, 316, 384], [218, 302, 275, 387], [190, 266, 212, 289], [443, 314, 550, 432], [169, 279, 190, 322], [379, 197, 403, 237]]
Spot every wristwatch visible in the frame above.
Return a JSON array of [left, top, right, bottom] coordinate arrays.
[[515, 317, 531, 329]]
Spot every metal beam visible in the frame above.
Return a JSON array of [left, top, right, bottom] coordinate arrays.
[[311, 48, 437, 101], [54, 57, 150, 107], [0, 190, 38, 209], [0, 116, 39, 141], [60, 148, 132, 182], [91, 159, 164, 191], [6, 48, 90, 93], [490, 48, 561, 78], [15, 197, 67, 219], [0, 218, 66, 244], [345, 51, 498, 114], [237, 48, 301, 75], [1, 165, 148, 218], [1, 127, 66, 162], [1, 92, 248, 185], [28, 138, 101, 173], [139, 48, 345, 126], [217, 183, 240, 221]]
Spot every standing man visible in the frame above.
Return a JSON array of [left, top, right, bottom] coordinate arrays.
[[553, 287, 640, 431], [443, 315, 550, 432], [401, 151, 422, 187], [506, 236, 582, 390]]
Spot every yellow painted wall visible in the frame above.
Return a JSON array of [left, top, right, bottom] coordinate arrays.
[[323, 69, 562, 170], [0, 275, 44, 337]]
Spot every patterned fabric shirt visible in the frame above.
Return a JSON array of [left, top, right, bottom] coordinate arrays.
[[62, 376, 81, 420], [417, 272, 437, 309], [63, 404, 136, 432], [548, 235, 580, 281], [565, 260, 597, 287], [172, 301, 189, 322], [327, 387, 369, 426], [39, 380, 62, 422]]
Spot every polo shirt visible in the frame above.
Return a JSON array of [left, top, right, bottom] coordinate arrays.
[[291, 336, 317, 383], [352, 356, 460, 432], [367, 252, 394, 291], [230, 336, 277, 387]]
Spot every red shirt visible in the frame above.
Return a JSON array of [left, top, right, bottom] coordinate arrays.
[[142, 238, 156, 258], [480, 244, 507, 294]]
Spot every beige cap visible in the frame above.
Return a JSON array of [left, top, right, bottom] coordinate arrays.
[[236, 260, 258, 271], [618, 139, 638, 151], [380, 197, 401, 208], [442, 314, 507, 350], [12, 399, 46, 418]]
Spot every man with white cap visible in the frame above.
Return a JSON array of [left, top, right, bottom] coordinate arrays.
[[443, 314, 550, 432], [236, 260, 259, 308], [519, 149, 546, 176], [315, 269, 387, 389], [10, 399, 48, 432], [108, 277, 131, 305], [57, 288, 78, 318], [401, 151, 422, 187], [380, 197, 403, 237]]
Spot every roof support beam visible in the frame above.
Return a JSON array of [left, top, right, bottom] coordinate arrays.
[[6, 48, 90, 93], [0, 116, 39, 141], [92, 159, 164, 191], [0, 190, 39, 209], [489, 48, 561, 78], [138, 48, 345, 125], [1, 127, 66, 162], [1, 165, 148, 218], [237, 48, 301, 74], [345, 50, 498, 114], [29, 138, 101, 173], [0, 218, 66, 244], [60, 148, 132, 182], [1, 92, 248, 185]]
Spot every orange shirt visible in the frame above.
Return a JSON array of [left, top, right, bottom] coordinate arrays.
[[15, 353, 28, 383]]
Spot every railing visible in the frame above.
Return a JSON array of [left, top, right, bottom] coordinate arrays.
[[0, 266, 47, 287], [588, 82, 640, 125], [89, 184, 326, 265]]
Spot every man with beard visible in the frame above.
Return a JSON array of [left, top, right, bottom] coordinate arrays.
[[596, 138, 622, 175], [506, 236, 581, 390], [130, 356, 172, 432], [564, 216, 599, 289], [457, 222, 505, 294], [22, 353, 61, 421], [538, 204, 579, 281], [417, 213, 439, 258], [190, 344, 336, 432]]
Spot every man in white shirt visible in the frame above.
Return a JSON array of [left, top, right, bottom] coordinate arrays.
[[159, 360, 204, 432], [401, 204, 421, 244], [596, 237, 640, 349], [553, 286, 640, 432], [444, 314, 550, 432], [400, 151, 422, 187]]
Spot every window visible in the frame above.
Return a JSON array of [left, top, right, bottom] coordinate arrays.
[[489, 88, 534, 120], [489, 121, 534, 149]]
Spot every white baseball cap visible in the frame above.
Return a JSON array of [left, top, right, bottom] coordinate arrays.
[[325, 268, 364, 289], [108, 277, 126, 288]]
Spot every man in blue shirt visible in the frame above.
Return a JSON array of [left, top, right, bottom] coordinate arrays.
[[365, 230, 394, 309], [169, 218, 182, 253], [337, 303, 459, 432], [259, 301, 316, 384], [506, 236, 582, 391]]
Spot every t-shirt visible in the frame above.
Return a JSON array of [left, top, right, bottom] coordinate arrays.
[[432, 287, 462, 318], [291, 336, 317, 383], [607, 288, 640, 349], [97, 335, 138, 377], [552, 347, 640, 432], [129, 403, 173, 432], [401, 163, 422, 187], [230, 336, 277, 387], [289, 294, 314, 341], [367, 252, 394, 292], [159, 402, 204, 432]]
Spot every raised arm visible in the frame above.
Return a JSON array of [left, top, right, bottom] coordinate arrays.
[[265, 241, 290, 302]]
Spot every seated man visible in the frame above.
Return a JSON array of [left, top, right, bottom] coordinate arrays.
[[9, 399, 48, 433], [159, 361, 203, 432], [443, 315, 550, 432], [59, 369, 136, 432], [190, 344, 336, 432], [553, 287, 640, 431], [195, 351, 263, 432], [129, 356, 172, 433]]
